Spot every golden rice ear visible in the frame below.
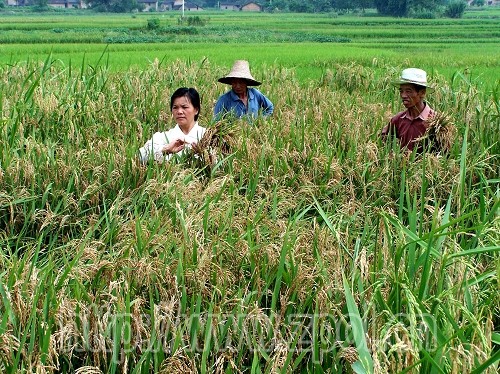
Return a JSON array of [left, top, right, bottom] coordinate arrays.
[[191, 118, 240, 171], [159, 350, 197, 373], [420, 111, 456, 153]]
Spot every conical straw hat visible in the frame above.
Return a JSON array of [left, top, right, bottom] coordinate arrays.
[[218, 60, 261, 86]]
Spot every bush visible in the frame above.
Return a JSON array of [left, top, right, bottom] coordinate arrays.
[[408, 7, 438, 19], [178, 16, 208, 26], [93, 5, 107, 12], [166, 26, 199, 35], [288, 0, 314, 13], [147, 17, 161, 30], [445, 1, 467, 18]]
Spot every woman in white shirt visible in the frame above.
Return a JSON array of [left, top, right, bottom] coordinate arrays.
[[138, 87, 206, 164]]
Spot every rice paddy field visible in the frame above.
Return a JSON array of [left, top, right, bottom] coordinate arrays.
[[0, 7, 499, 374], [0, 8, 500, 83]]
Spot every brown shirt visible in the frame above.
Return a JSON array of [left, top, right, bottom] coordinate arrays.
[[381, 103, 435, 151]]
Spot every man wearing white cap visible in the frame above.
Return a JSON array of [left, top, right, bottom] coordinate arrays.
[[214, 60, 274, 120], [381, 68, 436, 152]]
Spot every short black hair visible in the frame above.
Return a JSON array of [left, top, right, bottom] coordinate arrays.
[[412, 84, 427, 92], [399, 83, 427, 93], [170, 87, 201, 121]]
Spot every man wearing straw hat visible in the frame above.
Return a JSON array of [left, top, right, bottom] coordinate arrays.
[[214, 60, 274, 120], [381, 68, 437, 152]]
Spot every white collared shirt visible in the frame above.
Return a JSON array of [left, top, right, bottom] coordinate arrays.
[[138, 122, 206, 164]]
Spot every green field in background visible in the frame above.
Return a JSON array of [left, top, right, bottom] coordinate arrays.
[[0, 9, 499, 85]]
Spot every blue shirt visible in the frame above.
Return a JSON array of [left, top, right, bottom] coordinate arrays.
[[214, 87, 274, 120]]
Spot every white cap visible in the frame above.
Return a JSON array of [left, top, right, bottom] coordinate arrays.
[[394, 68, 432, 89]]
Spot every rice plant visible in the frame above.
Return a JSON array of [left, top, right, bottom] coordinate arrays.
[[0, 57, 498, 373]]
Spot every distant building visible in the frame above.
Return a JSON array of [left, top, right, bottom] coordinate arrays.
[[162, 0, 203, 11], [219, 1, 239, 11], [161, 0, 177, 11], [173, 1, 203, 11], [6, 0, 27, 5], [219, 1, 263, 12], [47, 0, 86, 8], [138, 0, 159, 12], [241, 2, 262, 11]]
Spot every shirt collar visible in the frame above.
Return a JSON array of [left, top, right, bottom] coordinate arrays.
[[174, 121, 200, 136], [402, 102, 432, 120], [230, 88, 253, 101]]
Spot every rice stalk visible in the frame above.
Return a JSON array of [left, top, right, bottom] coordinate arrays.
[[190, 118, 240, 175], [0, 57, 497, 373], [418, 111, 457, 153]]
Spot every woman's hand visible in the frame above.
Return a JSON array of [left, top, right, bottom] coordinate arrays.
[[162, 139, 186, 155]]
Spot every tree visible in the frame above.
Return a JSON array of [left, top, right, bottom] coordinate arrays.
[[265, 0, 375, 13], [312, 0, 333, 12], [333, 0, 357, 11], [444, 0, 467, 18], [203, 0, 216, 7], [288, 0, 314, 12], [356, 0, 375, 11], [268, 0, 289, 11], [374, 0, 446, 17], [34, 0, 49, 10], [86, 0, 142, 13], [374, 0, 409, 16]]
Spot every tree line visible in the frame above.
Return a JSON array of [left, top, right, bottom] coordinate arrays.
[[264, 0, 467, 17], [1, 0, 470, 18], [85, 0, 470, 18]]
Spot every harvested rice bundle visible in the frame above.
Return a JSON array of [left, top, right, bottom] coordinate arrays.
[[419, 111, 456, 153], [192, 119, 239, 169]]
